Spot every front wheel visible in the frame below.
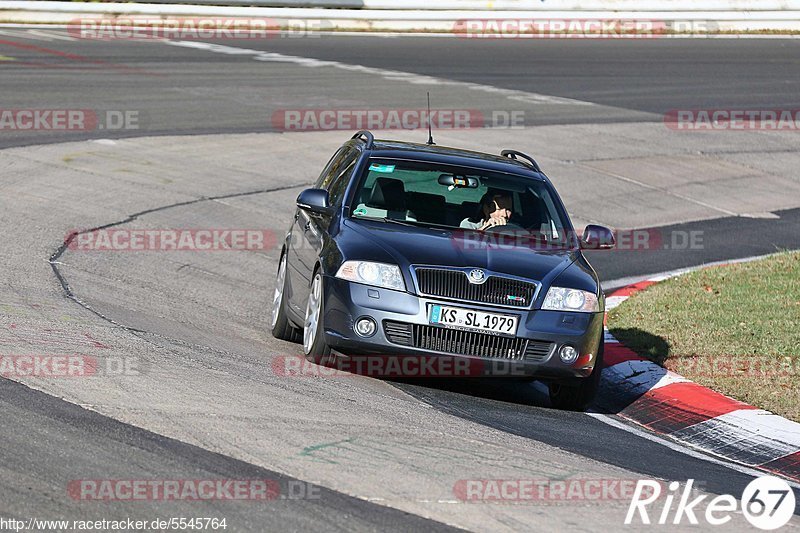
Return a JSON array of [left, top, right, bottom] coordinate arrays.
[[271, 253, 301, 343], [303, 271, 332, 365], [548, 343, 604, 411]]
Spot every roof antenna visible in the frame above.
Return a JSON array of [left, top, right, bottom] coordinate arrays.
[[426, 92, 436, 146]]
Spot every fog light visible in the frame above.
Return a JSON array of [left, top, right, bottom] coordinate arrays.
[[355, 317, 377, 337], [559, 345, 579, 364]]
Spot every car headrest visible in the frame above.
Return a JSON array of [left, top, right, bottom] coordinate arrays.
[[367, 178, 406, 211], [460, 201, 480, 218], [409, 192, 445, 211]]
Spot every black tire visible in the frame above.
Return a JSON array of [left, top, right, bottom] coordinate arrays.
[[271, 253, 301, 343], [548, 342, 604, 411], [303, 271, 333, 365]]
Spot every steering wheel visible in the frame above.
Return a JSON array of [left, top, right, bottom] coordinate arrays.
[[483, 221, 528, 235]]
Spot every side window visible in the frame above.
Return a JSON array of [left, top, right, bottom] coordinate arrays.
[[314, 147, 353, 190], [328, 157, 358, 207]]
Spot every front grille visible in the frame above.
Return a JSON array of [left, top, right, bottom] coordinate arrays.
[[415, 324, 526, 359], [415, 268, 537, 308], [383, 321, 553, 361]]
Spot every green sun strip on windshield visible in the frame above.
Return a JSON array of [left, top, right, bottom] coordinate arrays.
[[368, 163, 395, 173]]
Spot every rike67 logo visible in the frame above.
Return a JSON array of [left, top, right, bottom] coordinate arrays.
[[626, 477, 796, 530]]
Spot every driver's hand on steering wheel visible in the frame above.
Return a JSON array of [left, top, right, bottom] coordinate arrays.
[[478, 196, 513, 231], [480, 215, 508, 231]]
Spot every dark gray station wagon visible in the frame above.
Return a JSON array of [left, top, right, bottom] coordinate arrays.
[[272, 131, 615, 410]]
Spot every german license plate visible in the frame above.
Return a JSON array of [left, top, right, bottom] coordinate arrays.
[[428, 304, 518, 336]]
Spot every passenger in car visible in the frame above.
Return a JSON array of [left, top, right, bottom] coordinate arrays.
[[460, 191, 514, 230]]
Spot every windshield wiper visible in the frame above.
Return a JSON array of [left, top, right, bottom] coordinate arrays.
[[381, 217, 419, 227], [354, 215, 418, 227]]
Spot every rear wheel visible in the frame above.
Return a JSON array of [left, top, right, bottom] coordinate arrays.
[[303, 271, 332, 365], [548, 343, 604, 411], [271, 253, 301, 343]]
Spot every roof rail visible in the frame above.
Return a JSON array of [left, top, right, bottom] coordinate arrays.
[[501, 150, 541, 172], [352, 130, 375, 150]]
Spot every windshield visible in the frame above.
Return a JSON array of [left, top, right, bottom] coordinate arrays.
[[349, 158, 574, 245]]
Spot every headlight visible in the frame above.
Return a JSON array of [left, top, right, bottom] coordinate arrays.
[[541, 287, 600, 313], [335, 261, 405, 291]]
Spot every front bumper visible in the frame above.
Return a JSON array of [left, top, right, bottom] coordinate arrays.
[[321, 275, 604, 379]]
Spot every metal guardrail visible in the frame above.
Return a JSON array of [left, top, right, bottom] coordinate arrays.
[[17, 0, 800, 9], [103, 0, 367, 6], [4, 0, 800, 32]]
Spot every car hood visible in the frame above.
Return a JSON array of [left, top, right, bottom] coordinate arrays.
[[340, 218, 581, 290]]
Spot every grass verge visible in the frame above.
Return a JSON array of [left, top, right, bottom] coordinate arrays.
[[608, 251, 800, 422]]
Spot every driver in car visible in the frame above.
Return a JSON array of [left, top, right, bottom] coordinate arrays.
[[460, 191, 514, 230]]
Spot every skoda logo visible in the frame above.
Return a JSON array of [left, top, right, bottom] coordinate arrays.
[[467, 269, 486, 284]]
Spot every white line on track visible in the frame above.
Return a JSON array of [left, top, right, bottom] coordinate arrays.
[[0, 28, 75, 41], [578, 162, 740, 218], [27, 29, 75, 41], [0, 28, 54, 41], [587, 412, 800, 489], [163, 39, 596, 107]]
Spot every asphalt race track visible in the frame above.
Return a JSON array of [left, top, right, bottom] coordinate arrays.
[[2, 34, 800, 148], [1, 29, 799, 531]]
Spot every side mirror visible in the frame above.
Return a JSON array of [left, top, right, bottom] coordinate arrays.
[[297, 188, 334, 217], [581, 224, 615, 250]]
